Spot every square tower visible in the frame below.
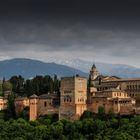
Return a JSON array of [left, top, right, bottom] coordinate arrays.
[[59, 75, 87, 120]]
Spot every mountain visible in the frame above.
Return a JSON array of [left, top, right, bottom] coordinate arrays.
[[45, 58, 140, 78], [0, 58, 140, 79], [0, 58, 88, 79]]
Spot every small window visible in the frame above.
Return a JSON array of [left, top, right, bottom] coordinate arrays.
[[44, 101, 47, 107]]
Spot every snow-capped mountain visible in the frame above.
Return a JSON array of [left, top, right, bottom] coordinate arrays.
[[44, 58, 140, 78]]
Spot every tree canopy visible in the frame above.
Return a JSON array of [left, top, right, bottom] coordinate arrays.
[[0, 112, 139, 140], [9, 75, 60, 97]]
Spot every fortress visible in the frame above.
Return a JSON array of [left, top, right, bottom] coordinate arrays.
[[1, 64, 140, 120], [26, 64, 140, 120]]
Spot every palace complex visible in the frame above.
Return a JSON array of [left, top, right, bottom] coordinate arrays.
[[1, 64, 140, 120]]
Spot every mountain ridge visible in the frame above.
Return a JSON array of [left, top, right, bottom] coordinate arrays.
[[0, 58, 88, 79], [47, 58, 140, 78], [0, 58, 140, 79]]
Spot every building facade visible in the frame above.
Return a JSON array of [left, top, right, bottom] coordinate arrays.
[[87, 64, 140, 114], [28, 70, 138, 120], [0, 97, 7, 111], [59, 75, 87, 120], [15, 97, 29, 115], [88, 89, 136, 115], [29, 94, 59, 121], [89, 64, 140, 99]]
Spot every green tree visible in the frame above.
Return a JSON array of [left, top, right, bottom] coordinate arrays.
[[9, 75, 24, 95], [80, 111, 94, 120], [2, 81, 12, 92], [24, 80, 33, 97], [98, 106, 105, 120], [5, 93, 16, 120]]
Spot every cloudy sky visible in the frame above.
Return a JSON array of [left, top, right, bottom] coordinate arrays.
[[0, 0, 140, 67]]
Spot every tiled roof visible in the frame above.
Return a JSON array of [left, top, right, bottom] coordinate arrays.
[[92, 64, 96, 69], [39, 94, 58, 99], [15, 96, 28, 101], [29, 94, 38, 98], [102, 78, 140, 82]]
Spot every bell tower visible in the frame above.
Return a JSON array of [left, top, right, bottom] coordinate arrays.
[[90, 64, 100, 86], [87, 64, 100, 103]]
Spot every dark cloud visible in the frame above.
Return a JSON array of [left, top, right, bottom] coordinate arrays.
[[0, 0, 140, 66]]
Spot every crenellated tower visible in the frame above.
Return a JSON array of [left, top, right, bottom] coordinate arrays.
[[59, 75, 87, 120], [29, 94, 38, 121]]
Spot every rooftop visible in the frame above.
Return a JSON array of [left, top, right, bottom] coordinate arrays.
[[92, 64, 96, 69], [39, 94, 58, 99], [102, 78, 140, 82], [29, 94, 38, 98], [103, 88, 122, 92]]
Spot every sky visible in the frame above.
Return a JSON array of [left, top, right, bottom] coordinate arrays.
[[0, 0, 140, 67]]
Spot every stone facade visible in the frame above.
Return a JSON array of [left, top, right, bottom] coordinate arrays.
[[15, 97, 29, 115], [59, 75, 87, 120], [88, 64, 140, 115], [28, 70, 137, 120], [29, 94, 59, 121], [88, 89, 135, 115], [0, 97, 7, 111], [89, 65, 140, 99]]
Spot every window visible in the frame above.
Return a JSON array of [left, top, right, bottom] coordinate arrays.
[[44, 101, 47, 107], [115, 101, 117, 104]]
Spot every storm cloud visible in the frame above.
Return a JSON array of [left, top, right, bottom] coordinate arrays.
[[0, 0, 140, 67]]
